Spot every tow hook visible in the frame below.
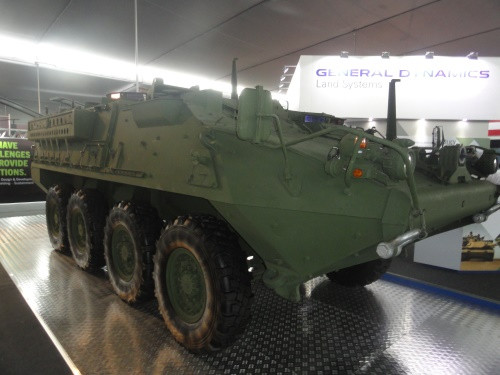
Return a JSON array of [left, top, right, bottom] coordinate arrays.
[[472, 203, 500, 223], [376, 229, 422, 259]]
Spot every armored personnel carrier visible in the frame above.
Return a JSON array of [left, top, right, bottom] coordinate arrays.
[[28, 71, 499, 351]]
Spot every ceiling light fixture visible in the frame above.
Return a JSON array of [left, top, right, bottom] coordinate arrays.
[[278, 65, 296, 94], [0, 33, 243, 97], [467, 52, 478, 60]]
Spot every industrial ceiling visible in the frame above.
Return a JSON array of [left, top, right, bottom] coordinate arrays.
[[0, 0, 499, 123]]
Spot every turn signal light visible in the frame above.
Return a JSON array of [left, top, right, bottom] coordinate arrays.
[[354, 136, 367, 149], [353, 168, 363, 178]]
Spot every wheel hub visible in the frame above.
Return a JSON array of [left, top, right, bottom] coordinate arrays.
[[166, 247, 206, 324], [53, 211, 59, 228], [70, 209, 87, 254], [111, 224, 136, 282], [78, 222, 84, 237], [47, 202, 60, 237]]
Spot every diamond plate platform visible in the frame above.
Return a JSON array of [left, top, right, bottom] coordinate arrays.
[[0, 214, 499, 374]]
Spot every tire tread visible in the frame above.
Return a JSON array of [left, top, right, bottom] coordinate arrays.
[[154, 214, 253, 352]]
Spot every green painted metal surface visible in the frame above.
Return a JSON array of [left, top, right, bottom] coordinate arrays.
[[27, 80, 499, 301], [111, 224, 136, 282]]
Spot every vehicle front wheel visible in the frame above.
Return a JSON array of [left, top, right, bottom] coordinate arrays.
[[104, 202, 161, 302], [67, 189, 107, 271], [154, 215, 252, 352], [326, 258, 392, 287]]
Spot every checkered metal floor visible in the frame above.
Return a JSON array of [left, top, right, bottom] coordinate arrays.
[[0, 215, 499, 374]]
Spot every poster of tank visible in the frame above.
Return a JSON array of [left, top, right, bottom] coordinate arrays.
[[460, 209, 500, 271], [413, 137, 500, 271], [459, 139, 500, 270], [0, 137, 45, 203]]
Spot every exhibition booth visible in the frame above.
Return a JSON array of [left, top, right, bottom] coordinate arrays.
[[0, 54, 498, 374], [286, 55, 500, 273]]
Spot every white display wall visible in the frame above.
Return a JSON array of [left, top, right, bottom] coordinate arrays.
[[287, 55, 500, 121]]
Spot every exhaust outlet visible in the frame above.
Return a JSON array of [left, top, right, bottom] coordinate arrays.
[[376, 229, 422, 259]]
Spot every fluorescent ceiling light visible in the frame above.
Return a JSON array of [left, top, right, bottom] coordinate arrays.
[[0, 34, 254, 98]]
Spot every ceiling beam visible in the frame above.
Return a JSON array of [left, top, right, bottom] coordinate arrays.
[[38, 0, 74, 43], [216, 0, 444, 80], [403, 26, 500, 55]]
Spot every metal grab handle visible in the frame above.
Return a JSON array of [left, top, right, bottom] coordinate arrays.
[[339, 128, 424, 231], [257, 113, 292, 182], [264, 124, 421, 214], [344, 136, 364, 188]]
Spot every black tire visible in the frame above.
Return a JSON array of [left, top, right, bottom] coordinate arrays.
[[66, 189, 107, 271], [153, 215, 252, 352], [104, 202, 162, 303], [326, 258, 392, 287], [45, 184, 72, 253], [474, 149, 498, 177]]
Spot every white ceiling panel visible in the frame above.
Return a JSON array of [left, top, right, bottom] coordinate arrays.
[[143, 0, 264, 31], [0, 0, 498, 112], [0, 0, 69, 39], [410, 28, 500, 56], [216, 0, 432, 57]]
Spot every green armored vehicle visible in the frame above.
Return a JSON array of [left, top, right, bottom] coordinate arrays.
[[28, 71, 499, 351]]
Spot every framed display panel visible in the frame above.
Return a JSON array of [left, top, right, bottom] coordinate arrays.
[[0, 137, 44, 203]]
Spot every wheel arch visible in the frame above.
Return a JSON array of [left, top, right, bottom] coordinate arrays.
[[37, 169, 249, 251]]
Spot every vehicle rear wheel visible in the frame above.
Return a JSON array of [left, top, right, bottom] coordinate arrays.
[[45, 184, 72, 253], [67, 189, 107, 271], [326, 258, 392, 287], [153, 215, 252, 352], [104, 202, 161, 303]]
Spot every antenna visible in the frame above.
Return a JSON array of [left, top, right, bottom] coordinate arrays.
[[386, 79, 400, 141], [231, 58, 238, 100]]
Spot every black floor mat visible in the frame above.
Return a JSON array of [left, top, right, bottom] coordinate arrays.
[[388, 255, 500, 302], [0, 263, 72, 375]]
